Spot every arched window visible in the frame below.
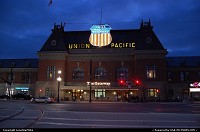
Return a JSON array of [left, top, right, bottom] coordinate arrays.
[[94, 67, 106, 79], [72, 67, 84, 79], [116, 66, 128, 80]]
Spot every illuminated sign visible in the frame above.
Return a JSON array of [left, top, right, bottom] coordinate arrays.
[[87, 82, 110, 86], [190, 88, 200, 92], [190, 82, 200, 88], [15, 87, 29, 90], [89, 24, 112, 47], [68, 42, 135, 49], [15, 87, 29, 91]]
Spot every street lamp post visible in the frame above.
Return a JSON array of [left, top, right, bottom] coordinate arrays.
[[39, 89, 41, 97], [57, 70, 62, 103], [89, 59, 92, 102]]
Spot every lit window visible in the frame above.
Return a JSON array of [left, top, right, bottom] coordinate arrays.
[[146, 65, 156, 79], [95, 89, 105, 98], [147, 89, 158, 97], [47, 66, 56, 79]]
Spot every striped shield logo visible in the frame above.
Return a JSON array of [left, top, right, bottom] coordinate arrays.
[[89, 24, 112, 47]]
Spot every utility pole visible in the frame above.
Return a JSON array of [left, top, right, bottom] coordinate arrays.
[[89, 59, 92, 102]]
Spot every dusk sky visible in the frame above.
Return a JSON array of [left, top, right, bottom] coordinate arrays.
[[0, 0, 200, 59]]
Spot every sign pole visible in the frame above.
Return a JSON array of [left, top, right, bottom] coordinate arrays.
[[89, 59, 92, 102]]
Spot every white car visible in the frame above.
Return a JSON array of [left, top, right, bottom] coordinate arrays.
[[31, 96, 54, 103]]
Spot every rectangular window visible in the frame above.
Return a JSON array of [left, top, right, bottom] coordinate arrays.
[[21, 72, 30, 83], [167, 72, 172, 82], [180, 72, 190, 82], [47, 66, 56, 79], [180, 72, 184, 81], [147, 88, 158, 97], [146, 65, 156, 79], [185, 72, 190, 81], [45, 87, 54, 98], [95, 89, 105, 98]]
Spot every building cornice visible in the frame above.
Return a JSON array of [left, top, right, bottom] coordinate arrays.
[[37, 51, 68, 60]]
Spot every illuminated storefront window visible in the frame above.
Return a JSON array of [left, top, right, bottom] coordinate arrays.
[[95, 89, 105, 98], [116, 66, 128, 80], [46, 66, 56, 79], [147, 89, 158, 97], [72, 67, 84, 79], [146, 65, 156, 79], [94, 67, 106, 79]]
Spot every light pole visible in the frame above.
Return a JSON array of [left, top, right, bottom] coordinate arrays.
[[57, 70, 62, 103], [89, 59, 92, 102], [39, 89, 41, 97]]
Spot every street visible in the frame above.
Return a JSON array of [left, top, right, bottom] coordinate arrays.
[[0, 100, 199, 129]]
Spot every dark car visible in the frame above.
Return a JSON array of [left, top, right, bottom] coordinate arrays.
[[0, 95, 10, 100], [12, 93, 31, 100]]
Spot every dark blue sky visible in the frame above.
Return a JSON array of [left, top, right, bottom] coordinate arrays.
[[0, 0, 200, 59]]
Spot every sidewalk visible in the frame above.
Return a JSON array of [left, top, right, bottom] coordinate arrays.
[[56, 100, 192, 104]]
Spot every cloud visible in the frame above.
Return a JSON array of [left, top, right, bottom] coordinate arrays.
[[0, 0, 200, 59]]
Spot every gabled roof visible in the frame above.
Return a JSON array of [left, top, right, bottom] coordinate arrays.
[[166, 56, 200, 67], [39, 21, 166, 52], [0, 58, 38, 68], [39, 23, 67, 52]]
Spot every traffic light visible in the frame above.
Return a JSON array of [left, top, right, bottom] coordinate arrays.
[[135, 80, 140, 86], [119, 79, 125, 86]]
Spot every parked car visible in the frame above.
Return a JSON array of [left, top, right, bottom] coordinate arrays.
[[0, 95, 10, 100], [31, 96, 54, 103], [12, 93, 31, 100]]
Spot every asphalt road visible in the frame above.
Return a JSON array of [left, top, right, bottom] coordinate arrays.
[[0, 100, 199, 130]]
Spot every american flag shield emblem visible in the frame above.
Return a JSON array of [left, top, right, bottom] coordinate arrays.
[[89, 24, 112, 47]]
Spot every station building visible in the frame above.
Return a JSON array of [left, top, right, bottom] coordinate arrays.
[[0, 20, 200, 102]]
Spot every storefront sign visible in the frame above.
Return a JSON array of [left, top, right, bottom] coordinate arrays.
[[190, 82, 200, 88], [15, 87, 29, 91], [87, 82, 110, 86], [190, 88, 200, 92], [68, 42, 135, 49]]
